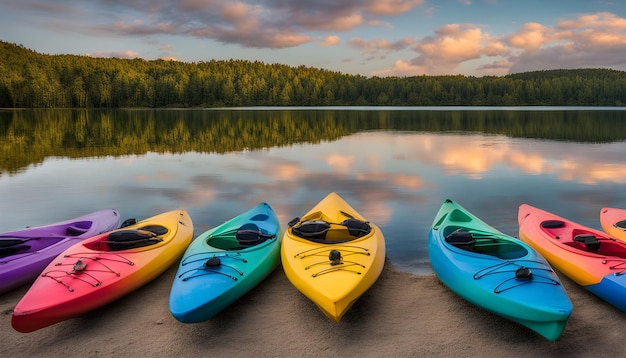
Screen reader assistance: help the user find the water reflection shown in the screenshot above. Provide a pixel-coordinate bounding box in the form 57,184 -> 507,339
1,109 -> 626,275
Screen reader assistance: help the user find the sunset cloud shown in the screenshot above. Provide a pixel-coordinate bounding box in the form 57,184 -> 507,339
81,0 -> 424,50
3,1 -> 626,77
372,11 -> 626,76
86,50 -> 139,59
374,24 -> 507,76
506,23 -> 553,51
367,0 -> 425,16
507,12 -> 626,73
321,35 -> 341,46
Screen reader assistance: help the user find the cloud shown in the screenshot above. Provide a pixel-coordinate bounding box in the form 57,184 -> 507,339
79,0 -> 424,50
348,37 -> 414,60
374,24 -> 507,76
321,35 -> 341,46
507,12 -> 626,73
86,50 -> 139,59
373,11 -> 626,76
367,0 -> 425,16
506,23 -> 553,51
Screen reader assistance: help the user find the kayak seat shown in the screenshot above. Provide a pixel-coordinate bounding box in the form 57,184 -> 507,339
445,231 -> 475,251
573,234 -> 601,252
616,220 -> 626,229
236,223 -> 275,247
106,230 -> 162,251
340,219 -> 371,238
138,225 -> 169,236
292,220 -> 331,242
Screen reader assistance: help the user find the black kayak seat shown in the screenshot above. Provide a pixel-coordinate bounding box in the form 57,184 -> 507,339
445,231 -> 475,251
615,220 -> 626,229
235,223 -> 274,247
292,220 -> 331,241
341,219 -> 371,238
574,234 -> 601,252
107,230 -> 161,251
138,225 -> 168,236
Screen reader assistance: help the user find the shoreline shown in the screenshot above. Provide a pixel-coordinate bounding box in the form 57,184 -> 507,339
1,261 -> 625,357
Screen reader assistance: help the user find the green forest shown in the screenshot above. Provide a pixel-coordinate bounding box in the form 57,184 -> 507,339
2,40 -> 626,108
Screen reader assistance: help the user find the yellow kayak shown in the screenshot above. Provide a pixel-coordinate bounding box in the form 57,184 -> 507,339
281,192 -> 385,322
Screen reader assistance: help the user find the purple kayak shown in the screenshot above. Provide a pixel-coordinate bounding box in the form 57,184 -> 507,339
0,209 -> 121,294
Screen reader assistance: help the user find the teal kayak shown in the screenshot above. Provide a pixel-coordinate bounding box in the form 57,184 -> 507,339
169,202 -> 281,323
428,199 -> 572,341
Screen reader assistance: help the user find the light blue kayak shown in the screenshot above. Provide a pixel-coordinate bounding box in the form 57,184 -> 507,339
428,199 -> 572,341
169,202 -> 281,323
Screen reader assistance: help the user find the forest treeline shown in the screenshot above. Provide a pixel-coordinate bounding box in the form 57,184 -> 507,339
2,40 -> 626,108
3,108 -> 626,174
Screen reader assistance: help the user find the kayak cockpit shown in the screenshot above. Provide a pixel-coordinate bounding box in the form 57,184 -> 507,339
541,219 -> 626,257
208,223 -> 276,250
444,228 -> 528,259
563,233 -> 626,257
84,226 -> 168,251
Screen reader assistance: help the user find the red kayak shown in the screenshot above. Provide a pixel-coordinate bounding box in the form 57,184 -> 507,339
519,204 -> 626,312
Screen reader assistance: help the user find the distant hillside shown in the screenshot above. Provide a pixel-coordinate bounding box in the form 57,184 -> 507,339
1,40 -> 625,108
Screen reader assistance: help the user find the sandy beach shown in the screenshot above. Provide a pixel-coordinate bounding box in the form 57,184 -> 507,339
1,260 -> 625,357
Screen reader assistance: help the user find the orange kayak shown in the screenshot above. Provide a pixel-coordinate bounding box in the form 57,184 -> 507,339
518,204 -> 626,311
600,208 -> 626,242
12,210 -> 193,333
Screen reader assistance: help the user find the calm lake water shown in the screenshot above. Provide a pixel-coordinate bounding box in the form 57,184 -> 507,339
2,107 -> 626,275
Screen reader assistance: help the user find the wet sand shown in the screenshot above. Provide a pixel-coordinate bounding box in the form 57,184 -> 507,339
1,261 -> 625,357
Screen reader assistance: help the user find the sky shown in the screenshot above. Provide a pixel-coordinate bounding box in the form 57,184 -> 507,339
1,0 -> 626,77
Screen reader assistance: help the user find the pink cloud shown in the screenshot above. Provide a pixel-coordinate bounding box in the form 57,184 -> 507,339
86,50 -> 139,58
219,2 -> 252,21
372,59 -> 421,77
367,0 -> 425,16
85,0 -> 426,50
373,12 -> 626,76
558,12 -> 626,30
506,23 -> 553,51
508,12 -> 626,73
321,35 -> 341,46
378,24 -> 507,76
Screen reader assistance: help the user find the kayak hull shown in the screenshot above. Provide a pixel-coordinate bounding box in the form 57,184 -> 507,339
281,192 -> 385,323
429,199 -> 572,341
169,202 -> 281,323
